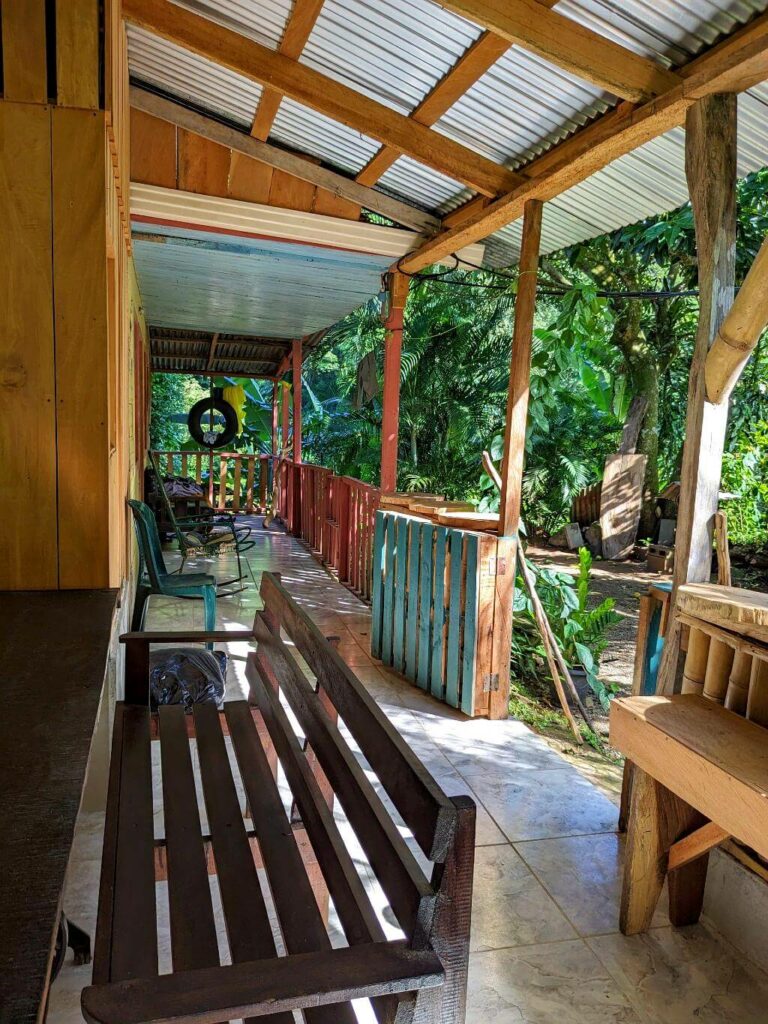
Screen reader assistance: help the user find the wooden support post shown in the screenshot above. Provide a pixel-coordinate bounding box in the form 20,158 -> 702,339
380,272 -> 409,494
499,199 -> 543,537
281,380 -> 290,454
657,94 -> 737,696
620,768 -> 708,934
292,339 -> 303,464
271,380 -> 279,457
292,339 -> 302,537
486,201 -> 543,721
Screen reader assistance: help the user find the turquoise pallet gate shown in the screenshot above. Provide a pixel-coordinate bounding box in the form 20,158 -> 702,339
370,509 -> 515,718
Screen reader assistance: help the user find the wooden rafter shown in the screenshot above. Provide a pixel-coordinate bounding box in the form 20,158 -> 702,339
250,0 -> 326,142
356,32 -> 509,187
130,87 -> 440,234
206,333 -> 220,371
398,12 -> 768,273
122,0 -> 522,197
439,0 -> 680,102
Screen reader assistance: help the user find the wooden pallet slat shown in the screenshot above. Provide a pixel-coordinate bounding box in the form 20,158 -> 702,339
370,511 -> 386,659
445,530 -> 464,708
417,523 -> 435,691
405,519 -> 421,681
460,535 -> 480,717
430,526 -> 448,702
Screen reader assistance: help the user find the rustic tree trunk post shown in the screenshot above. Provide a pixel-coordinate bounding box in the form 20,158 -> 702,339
380,271 -> 409,494
656,94 -> 737,691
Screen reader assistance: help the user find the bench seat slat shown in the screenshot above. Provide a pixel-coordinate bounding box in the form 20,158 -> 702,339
252,616 -> 434,938
611,694 -> 768,860
108,705 -> 158,983
159,706 -> 220,972
192,703 -> 294,1024
259,572 -> 457,862
225,701 -> 358,1024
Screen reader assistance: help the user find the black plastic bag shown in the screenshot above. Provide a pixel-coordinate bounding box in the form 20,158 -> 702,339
149,648 -> 227,711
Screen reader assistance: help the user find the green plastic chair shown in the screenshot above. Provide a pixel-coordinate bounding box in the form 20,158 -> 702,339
148,451 -> 255,584
128,499 -> 216,641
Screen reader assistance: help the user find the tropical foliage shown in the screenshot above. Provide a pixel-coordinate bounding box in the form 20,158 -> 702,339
150,169 -> 768,545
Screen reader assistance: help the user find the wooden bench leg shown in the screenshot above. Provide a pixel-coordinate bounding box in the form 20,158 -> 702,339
620,767 -> 708,935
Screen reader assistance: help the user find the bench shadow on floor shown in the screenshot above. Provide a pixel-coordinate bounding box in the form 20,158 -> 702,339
48,520 -> 768,1024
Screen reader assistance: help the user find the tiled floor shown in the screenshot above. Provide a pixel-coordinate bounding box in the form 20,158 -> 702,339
48,521 -> 768,1023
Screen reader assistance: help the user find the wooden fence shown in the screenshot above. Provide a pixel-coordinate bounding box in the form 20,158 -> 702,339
272,459 -> 380,602
152,450 -> 272,512
371,509 -> 515,718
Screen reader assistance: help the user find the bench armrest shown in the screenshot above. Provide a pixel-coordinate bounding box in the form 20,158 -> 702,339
82,942 -> 443,1024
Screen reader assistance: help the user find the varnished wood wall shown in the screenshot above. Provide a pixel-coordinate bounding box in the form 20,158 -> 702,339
0,0 -> 146,590
131,109 -> 362,220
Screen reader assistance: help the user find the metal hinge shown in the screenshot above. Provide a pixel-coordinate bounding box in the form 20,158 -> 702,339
482,673 -> 500,692
488,557 -> 507,576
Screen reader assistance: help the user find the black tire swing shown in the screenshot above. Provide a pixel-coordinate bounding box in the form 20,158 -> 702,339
187,386 -> 238,449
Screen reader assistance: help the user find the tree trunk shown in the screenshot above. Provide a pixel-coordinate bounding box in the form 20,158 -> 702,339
613,304 -> 660,537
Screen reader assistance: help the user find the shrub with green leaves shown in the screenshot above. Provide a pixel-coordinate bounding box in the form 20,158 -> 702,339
512,547 -> 622,710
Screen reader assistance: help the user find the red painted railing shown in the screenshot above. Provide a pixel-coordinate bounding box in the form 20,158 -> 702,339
273,458 -> 380,602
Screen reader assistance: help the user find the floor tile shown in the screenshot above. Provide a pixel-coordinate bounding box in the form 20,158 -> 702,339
462,767 -> 619,842
588,925 -> 768,1023
471,844 -> 577,951
467,940 -> 642,1023
515,833 -> 668,936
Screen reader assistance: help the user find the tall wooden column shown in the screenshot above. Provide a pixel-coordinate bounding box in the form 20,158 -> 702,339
657,94 -> 737,695
499,200 -> 543,537
271,380 -> 279,457
291,339 -> 303,536
380,272 -> 409,493
281,380 -> 290,453
292,339 -> 303,464
488,199 -> 544,720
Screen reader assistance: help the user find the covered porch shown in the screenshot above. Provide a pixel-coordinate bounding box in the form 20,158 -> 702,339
3,0 -> 768,1022
47,524 -> 768,1023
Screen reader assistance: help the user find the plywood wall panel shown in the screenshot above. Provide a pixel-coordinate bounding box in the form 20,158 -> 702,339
56,0 -> 100,108
178,129 -> 230,196
1,0 -> 48,103
130,109 -> 177,188
52,108 -> 111,588
312,190 -> 361,221
228,151 -> 273,204
0,103 -> 59,588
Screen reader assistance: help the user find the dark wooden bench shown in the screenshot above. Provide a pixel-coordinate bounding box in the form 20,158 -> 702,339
82,571 -> 475,1024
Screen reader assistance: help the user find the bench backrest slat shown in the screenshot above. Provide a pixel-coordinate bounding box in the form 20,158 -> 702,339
250,613 -> 434,940
259,572 -> 457,863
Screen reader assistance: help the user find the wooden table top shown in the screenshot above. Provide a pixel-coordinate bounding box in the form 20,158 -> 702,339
0,589 -> 117,1024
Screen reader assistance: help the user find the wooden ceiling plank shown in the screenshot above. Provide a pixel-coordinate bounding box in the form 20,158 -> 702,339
356,32 -> 509,186
398,12 -> 768,273
130,87 -> 441,234
123,0 -> 521,197
438,0 -> 680,102
250,0 -> 326,142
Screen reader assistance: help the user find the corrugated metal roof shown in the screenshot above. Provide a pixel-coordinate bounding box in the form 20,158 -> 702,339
127,0 -> 768,274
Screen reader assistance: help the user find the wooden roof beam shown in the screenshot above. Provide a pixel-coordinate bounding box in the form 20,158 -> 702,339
122,0 -> 522,197
250,0 -> 326,142
439,0 -> 680,102
130,87 -> 440,234
398,12 -> 768,274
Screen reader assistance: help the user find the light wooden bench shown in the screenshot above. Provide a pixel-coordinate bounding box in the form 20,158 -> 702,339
82,571 -> 475,1024
612,582 -> 768,936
